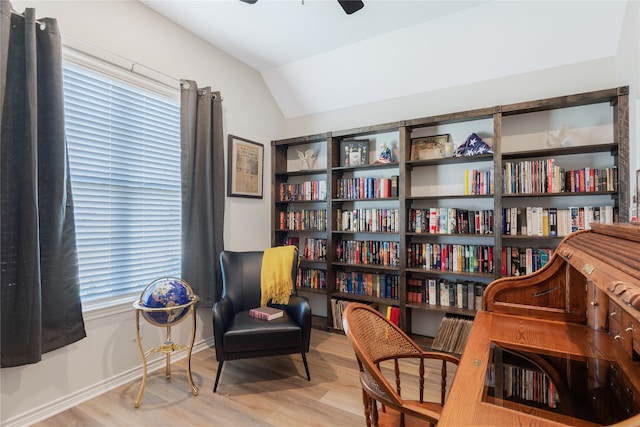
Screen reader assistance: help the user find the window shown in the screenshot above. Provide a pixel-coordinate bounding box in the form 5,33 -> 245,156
63,61 -> 181,306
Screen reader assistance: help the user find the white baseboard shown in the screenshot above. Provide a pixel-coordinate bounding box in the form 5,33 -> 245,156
3,339 -> 214,427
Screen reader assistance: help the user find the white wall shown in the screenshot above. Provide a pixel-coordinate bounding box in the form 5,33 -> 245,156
2,1 -> 284,426
2,1 -> 638,426
616,0 -> 640,216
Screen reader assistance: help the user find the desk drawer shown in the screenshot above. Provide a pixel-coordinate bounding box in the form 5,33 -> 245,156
609,300 -> 632,356
626,311 -> 639,358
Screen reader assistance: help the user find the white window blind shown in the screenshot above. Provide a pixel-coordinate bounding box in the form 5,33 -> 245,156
63,61 -> 182,304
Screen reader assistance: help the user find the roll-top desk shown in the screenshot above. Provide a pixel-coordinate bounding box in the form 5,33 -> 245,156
440,223 -> 640,426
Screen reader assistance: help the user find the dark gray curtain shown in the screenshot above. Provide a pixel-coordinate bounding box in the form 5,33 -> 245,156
180,81 -> 224,307
1,3 -> 86,367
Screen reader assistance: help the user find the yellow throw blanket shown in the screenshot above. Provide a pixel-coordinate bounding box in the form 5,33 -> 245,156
260,245 -> 296,306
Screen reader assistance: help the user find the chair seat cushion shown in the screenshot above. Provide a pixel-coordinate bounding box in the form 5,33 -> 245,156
223,310 -> 302,353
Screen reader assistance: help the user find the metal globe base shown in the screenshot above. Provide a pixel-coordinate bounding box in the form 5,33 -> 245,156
132,278 -> 199,408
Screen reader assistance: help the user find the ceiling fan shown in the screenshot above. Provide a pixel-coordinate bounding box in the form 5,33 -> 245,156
239,0 -> 364,15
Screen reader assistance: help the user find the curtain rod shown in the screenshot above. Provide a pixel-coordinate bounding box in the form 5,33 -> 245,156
10,7 -> 44,26
10,8 -> 181,87
62,33 -> 181,85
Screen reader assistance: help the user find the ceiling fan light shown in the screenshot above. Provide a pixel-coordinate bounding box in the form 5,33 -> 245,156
338,0 -> 364,15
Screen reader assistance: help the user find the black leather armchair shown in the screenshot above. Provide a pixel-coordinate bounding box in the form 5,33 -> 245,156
211,249 -> 312,392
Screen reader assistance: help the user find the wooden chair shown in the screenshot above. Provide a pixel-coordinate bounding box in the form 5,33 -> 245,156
342,303 -> 461,427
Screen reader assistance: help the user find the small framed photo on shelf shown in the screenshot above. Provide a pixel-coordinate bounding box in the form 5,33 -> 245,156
227,134 -> 264,199
340,139 -> 369,167
410,134 -> 450,160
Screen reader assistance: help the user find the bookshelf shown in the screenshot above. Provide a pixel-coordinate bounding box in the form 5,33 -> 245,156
271,86 -> 630,346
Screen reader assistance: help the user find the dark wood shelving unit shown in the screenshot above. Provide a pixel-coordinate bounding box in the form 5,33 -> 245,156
271,86 -> 630,341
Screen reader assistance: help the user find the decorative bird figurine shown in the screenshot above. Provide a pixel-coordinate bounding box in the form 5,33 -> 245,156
546,124 -> 570,148
297,148 -> 317,170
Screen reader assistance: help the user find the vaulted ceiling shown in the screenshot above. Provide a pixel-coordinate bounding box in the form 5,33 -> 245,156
141,0 -> 629,119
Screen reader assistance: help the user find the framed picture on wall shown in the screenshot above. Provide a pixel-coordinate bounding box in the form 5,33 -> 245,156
227,134 -> 264,198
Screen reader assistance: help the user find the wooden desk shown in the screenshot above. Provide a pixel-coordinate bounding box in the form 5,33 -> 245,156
440,310 -> 640,426
440,224 -> 640,426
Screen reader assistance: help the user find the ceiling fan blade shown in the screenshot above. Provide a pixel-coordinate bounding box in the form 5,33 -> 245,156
338,0 -> 364,14
238,0 -> 364,15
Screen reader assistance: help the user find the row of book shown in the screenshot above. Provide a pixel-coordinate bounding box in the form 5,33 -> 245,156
502,205 -> 616,237
330,298 -> 350,331
407,277 -> 486,310
296,267 -> 327,290
278,180 -> 327,201
407,243 -> 494,274
329,299 -> 400,331
277,204 -> 614,236
283,237 -> 327,261
486,362 -> 558,409
278,209 -> 327,231
336,208 -> 400,233
302,238 -> 327,261
501,247 -> 552,277
336,239 -> 400,267
464,169 -> 494,196
334,176 -> 399,199
408,208 -> 494,235
503,158 -> 617,194
335,271 -> 399,299
431,315 -> 474,354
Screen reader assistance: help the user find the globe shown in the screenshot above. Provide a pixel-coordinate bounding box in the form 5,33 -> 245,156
137,277 -> 196,327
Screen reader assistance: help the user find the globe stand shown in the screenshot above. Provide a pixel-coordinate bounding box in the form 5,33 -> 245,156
132,296 -> 199,408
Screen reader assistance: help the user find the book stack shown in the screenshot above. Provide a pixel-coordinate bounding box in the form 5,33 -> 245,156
336,239 -> 400,267
386,306 -> 400,326
278,179 -> 326,201
335,271 -> 399,299
330,298 -> 352,330
279,209 -> 327,231
407,243 -> 494,274
335,176 -> 399,199
502,205 -> 616,237
431,315 -> 474,354
408,207 -> 494,235
501,247 -> 553,277
297,267 -> 326,289
249,306 -> 284,321
503,160 -> 618,195
406,278 -> 485,310
337,207 -> 400,233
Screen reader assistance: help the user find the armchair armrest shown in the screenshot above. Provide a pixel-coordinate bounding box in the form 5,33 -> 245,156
212,297 -> 234,337
420,351 -> 461,365
271,294 -> 311,351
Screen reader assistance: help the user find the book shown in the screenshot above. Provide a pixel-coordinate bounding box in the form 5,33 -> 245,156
386,306 -> 400,326
249,306 -> 284,321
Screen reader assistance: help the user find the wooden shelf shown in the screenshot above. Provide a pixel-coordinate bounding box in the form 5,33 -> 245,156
502,191 -> 617,198
407,194 -> 493,201
502,142 -> 617,159
406,302 -> 478,318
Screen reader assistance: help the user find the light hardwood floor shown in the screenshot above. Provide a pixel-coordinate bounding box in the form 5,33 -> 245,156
33,329 -> 452,427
